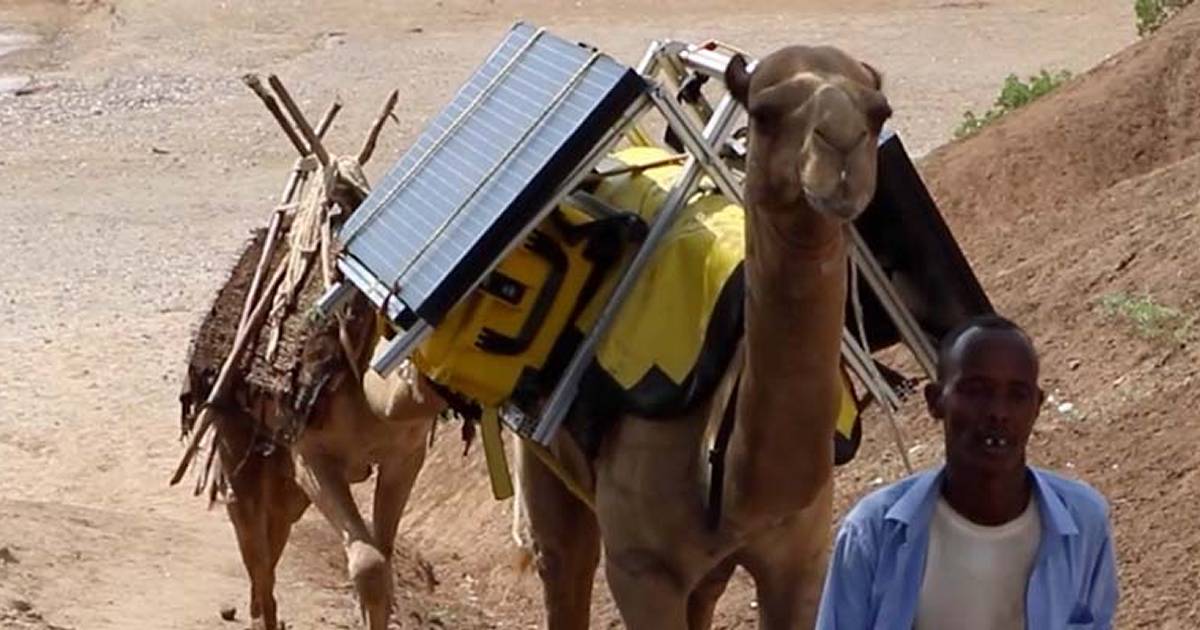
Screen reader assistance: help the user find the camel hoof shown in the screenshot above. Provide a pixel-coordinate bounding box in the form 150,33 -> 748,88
347,540 -> 388,581
346,541 -> 394,628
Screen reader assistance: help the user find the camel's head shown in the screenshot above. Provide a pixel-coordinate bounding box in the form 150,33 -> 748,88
725,45 -> 891,221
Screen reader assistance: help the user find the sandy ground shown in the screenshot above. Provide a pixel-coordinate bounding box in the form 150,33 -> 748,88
0,0 -> 1144,628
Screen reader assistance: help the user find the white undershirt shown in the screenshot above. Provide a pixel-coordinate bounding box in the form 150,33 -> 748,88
913,494 -> 1041,630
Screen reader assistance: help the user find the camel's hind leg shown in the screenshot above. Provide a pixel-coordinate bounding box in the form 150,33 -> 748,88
518,440 -> 601,630
739,478 -> 833,630
219,414 -> 309,630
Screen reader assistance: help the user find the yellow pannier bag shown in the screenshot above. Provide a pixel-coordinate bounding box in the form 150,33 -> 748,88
410,202 -> 627,409
407,145 -> 862,464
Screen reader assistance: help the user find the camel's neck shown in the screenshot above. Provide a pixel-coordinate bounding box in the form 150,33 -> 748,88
726,198 -> 847,521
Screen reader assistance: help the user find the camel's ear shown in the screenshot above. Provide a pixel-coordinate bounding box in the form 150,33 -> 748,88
860,61 -> 883,90
864,90 -> 893,136
725,53 -> 752,107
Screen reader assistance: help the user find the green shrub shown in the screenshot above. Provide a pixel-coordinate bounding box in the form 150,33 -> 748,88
1097,291 -> 1195,342
954,69 -> 1073,138
1135,0 -> 1194,36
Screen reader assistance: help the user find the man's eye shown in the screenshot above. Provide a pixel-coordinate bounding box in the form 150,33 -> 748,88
958,381 -> 989,396
1008,386 -> 1034,402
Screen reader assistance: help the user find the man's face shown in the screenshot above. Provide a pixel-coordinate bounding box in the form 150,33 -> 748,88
925,327 -> 1045,477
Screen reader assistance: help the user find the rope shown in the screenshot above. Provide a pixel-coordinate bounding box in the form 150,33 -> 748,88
850,256 -> 914,474
264,163 -> 329,360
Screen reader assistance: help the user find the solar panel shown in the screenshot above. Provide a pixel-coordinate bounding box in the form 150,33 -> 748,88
336,22 -> 648,329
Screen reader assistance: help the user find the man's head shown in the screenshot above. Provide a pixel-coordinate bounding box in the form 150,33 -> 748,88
924,314 -> 1045,478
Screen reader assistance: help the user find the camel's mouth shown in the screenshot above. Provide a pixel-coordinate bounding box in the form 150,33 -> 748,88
804,189 -> 865,221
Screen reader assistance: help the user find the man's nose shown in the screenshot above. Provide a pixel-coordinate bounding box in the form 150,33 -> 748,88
985,398 -> 1013,424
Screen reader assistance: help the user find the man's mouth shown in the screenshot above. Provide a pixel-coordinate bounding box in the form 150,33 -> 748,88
978,432 -> 1012,454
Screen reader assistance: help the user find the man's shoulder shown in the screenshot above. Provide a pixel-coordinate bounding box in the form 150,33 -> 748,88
1030,466 -> 1112,524
842,468 -> 939,529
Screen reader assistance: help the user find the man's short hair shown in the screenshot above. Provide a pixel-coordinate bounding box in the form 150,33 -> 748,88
935,313 -> 1033,381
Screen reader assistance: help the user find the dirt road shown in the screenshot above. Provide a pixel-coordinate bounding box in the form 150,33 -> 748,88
1,1 -> 1136,628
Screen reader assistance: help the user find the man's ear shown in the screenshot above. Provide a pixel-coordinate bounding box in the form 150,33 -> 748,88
924,382 -> 944,420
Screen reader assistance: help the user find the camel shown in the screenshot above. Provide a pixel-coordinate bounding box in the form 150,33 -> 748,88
514,44 -> 894,629
176,84 -> 453,629
208,348 -> 446,630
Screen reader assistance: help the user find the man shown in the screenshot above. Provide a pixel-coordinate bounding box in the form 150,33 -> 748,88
816,314 -> 1118,629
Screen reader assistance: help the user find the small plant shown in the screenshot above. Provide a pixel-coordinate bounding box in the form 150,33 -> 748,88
1097,291 -> 1195,342
1135,0 -> 1194,36
954,69 -> 1073,138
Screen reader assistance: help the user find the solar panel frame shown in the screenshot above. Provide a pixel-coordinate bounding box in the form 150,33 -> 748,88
336,22 -> 649,328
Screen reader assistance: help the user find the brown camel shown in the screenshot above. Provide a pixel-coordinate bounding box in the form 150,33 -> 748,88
210,350 -> 446,630
178,85 -> 455,630
515,44 -> 893,629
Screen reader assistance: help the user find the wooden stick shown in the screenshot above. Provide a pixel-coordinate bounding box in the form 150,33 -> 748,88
358,89 -> 400,166
194,431 -> 220,497
586,154 -> 687,181
242,74 -> 308,157
267,75 -> 330,167
238,100 -> 342,331
207,452 -> 222,506
170,264 -> 288,486
319,210 -> 334,289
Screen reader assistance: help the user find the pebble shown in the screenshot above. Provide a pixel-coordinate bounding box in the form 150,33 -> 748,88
0,73 -> 226,146
219,605 -> 237,621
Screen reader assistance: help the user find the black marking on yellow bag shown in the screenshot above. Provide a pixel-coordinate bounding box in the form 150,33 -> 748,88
410,202 -> 644,418
475,230 -> 568,356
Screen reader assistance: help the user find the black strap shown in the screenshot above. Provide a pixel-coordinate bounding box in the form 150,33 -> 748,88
706,374 -> 741,531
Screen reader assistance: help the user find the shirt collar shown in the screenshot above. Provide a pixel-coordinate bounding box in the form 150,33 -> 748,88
883,465 -> 1080,537
1029,466 -> 1080,537
884,466 -> 944,531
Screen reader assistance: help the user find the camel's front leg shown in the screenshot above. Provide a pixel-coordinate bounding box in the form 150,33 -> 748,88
740,477 -> 834,630
687,559 -> 737,630
293,450 -> 391,629
603,549 -> 691,630
372,418 -> 432,558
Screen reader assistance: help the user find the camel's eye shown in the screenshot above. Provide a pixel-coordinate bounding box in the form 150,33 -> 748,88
813,129 -> 834,149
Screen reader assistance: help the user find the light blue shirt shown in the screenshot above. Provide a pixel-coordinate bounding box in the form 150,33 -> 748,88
816,465 -> 1118,629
